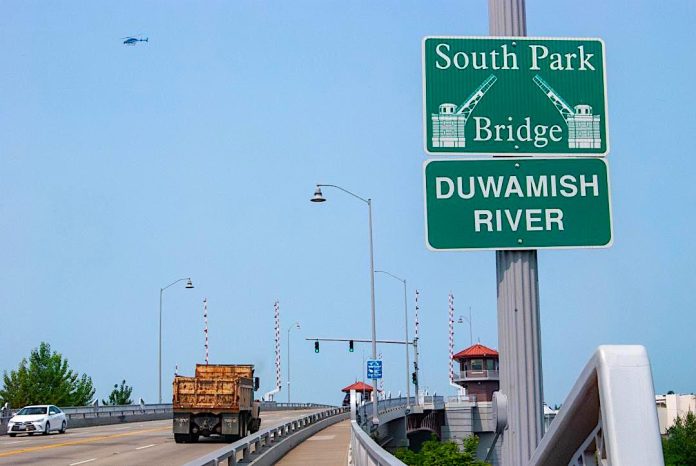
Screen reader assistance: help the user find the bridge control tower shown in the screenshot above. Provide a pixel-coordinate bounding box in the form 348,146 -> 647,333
452,343 -> 500,402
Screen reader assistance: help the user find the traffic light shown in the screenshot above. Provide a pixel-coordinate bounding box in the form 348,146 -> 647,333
314,341 -> 320,353
411,371 -> 417,385
349,340 -> 354,352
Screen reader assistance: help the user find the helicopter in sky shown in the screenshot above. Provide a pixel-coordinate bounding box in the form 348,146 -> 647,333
122,35 -> 148,46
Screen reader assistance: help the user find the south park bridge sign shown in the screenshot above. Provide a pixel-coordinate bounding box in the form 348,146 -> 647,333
422,37 -> 608,156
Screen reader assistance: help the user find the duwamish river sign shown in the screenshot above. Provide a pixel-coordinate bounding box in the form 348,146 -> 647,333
423,158 -> 612,250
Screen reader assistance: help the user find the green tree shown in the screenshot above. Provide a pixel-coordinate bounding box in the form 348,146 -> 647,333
102,380 -> 133,406
395,434 -> 489,466
0,342 -> 95,407
663,411 -> 696,466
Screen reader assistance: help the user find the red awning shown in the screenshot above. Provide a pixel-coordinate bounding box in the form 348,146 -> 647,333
452,343 -> 499,360
342,381 -> 374,393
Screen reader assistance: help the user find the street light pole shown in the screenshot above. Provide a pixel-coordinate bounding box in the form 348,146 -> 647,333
159,277 -> 194,404
311,184 -> 380,426
375,270 -> 411,411
287,322 -> 300,403
458,306 -> 473,347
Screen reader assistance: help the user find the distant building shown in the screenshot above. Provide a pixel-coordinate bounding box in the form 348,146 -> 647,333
656,393 -> 696,435
543,403 -> 558,432
443,343 -> 557,464
452,343 -> 500,401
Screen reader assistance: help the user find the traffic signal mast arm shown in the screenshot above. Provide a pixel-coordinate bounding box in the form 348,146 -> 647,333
305,337 -> 415,345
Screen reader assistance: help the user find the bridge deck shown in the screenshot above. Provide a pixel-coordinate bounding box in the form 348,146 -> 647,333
276,419 -> 351,465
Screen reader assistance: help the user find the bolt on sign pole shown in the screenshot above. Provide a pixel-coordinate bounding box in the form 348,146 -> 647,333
489,0 -> 545,463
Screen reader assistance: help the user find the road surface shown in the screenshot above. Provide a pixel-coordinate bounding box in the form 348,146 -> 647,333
0,409 -> 322,465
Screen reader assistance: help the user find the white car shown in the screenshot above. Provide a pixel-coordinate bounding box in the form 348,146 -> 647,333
7,405 -> 67,437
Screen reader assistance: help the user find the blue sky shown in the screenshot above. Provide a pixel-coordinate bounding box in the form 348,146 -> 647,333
1,1 -> 694,406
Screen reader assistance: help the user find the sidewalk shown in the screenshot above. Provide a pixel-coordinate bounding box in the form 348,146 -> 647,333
276,419 -> 351,466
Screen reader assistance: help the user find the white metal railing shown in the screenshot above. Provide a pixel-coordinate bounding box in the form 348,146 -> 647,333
454,369 -> 500,379
419,395 -> 445,410
349,420 -> 405,466
356,397 -> 414,431
528,346 -> 664,466
446,394 -> 477,404
185,407 -> 348,466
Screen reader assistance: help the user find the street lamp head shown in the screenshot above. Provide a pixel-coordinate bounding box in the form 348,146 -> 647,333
185,278 -> 194,289
310,186 -> 326,203
457,316 -> 463,324
296,322 -> 301,329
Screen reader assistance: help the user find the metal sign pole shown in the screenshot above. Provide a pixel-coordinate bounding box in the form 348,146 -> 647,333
489,0 -> 545,464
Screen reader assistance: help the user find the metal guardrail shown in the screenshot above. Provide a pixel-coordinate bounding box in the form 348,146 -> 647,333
349,420 -> 405,466
259,401 -> 335,411
61,403 -> 172,419
185,406 -> 348,466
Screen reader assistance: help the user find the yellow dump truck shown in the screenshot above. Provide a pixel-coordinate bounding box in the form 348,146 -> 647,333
172,364 -> 261,443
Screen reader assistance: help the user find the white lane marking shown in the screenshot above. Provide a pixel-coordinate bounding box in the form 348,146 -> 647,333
135,443 -> 157,450
308,434 -> 335,441
2,440 -> 26,445
69,459 -> 97,466
113,426 -> 131,430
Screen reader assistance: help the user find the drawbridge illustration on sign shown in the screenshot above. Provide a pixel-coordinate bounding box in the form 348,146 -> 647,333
431,74 -> 497,148
533,75 -> 602,149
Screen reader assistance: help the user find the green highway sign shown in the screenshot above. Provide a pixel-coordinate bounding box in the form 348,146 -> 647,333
424,158 -> 612,250
422,37 -> 608,156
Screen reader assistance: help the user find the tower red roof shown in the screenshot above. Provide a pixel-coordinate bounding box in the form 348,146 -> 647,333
341,381 -> 374,393
452,343 -> 499,360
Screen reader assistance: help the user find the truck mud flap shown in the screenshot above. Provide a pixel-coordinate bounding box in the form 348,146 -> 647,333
173,413 -> 190,434
221,414 -> 239,435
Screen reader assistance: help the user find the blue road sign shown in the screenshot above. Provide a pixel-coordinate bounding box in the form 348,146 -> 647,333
367,359 -> 383,380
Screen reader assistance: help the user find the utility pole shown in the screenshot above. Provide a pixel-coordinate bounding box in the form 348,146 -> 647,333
489,0 -> 545,463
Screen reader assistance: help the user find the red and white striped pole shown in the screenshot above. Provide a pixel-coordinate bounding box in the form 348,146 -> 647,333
448,292 -> 456,387
203,298 -> 209,365
414,290 -> 420,402
274,300 -> 281,392
262,300 -> 282,401
415,290 -> 420,342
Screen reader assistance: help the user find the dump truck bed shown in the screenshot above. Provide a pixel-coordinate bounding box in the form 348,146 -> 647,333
195,364 -> 254,379
173,364 -> 255,412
